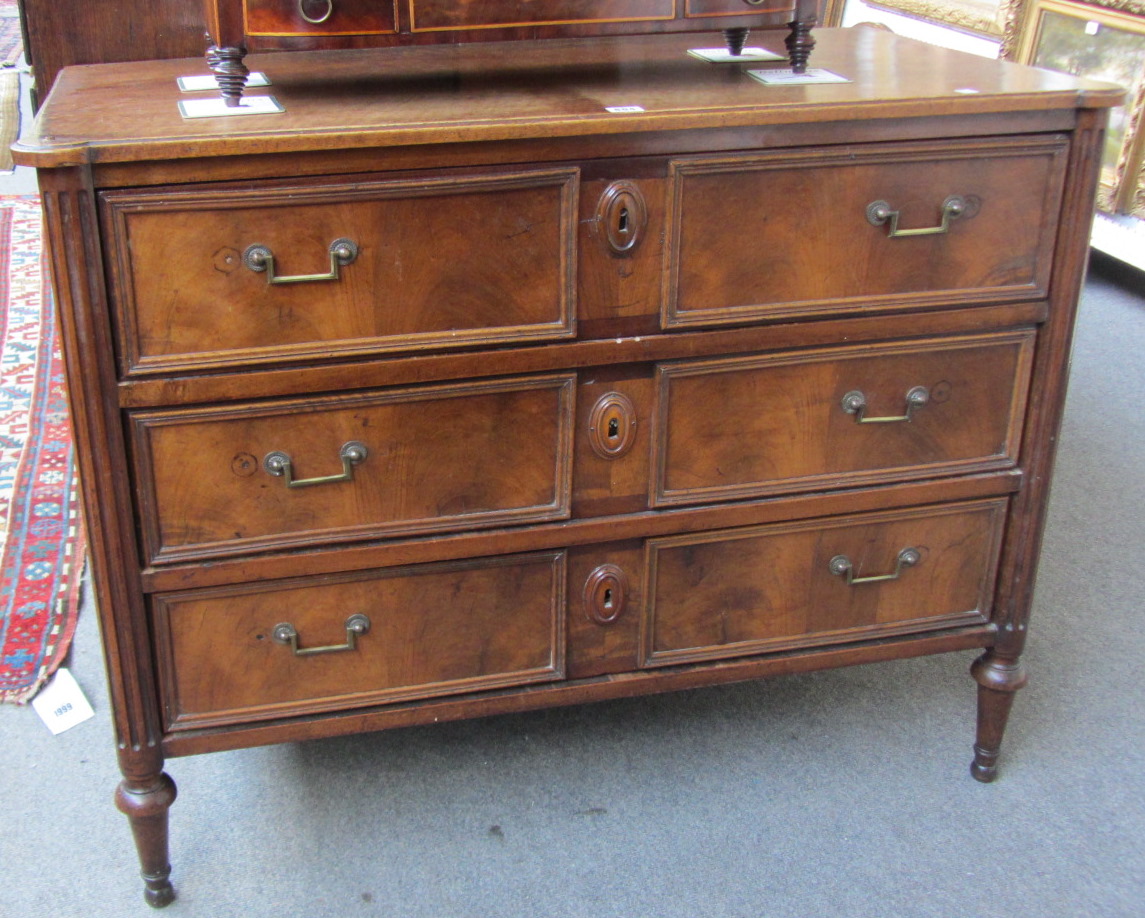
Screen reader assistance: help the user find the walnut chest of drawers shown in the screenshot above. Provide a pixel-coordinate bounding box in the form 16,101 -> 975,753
13,28 -> 1119,908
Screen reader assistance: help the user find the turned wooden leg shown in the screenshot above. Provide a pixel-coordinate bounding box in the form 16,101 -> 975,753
785,18 -> 816,74
723,27 -> 750,57
970,652 -> 1028,783
206,44 -> 250,107
115,772 -> 178,908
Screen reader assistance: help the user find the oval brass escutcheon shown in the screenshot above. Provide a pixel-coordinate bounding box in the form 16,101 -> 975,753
596,180 -> 647,255
583,564 -> 629,625
588,391 -> 638,459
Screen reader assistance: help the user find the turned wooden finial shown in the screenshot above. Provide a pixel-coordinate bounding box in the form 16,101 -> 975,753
208,45 -> 250,107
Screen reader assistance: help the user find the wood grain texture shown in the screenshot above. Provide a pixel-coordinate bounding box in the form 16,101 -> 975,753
101,168 -> 578,374
132,374 -> 576,563
154,552 -> 567,729
642,499 -> 1006,666
140,472 -> 1022,594
20,0 -> 205,102
12,31 -> 1121,169
987,107 -> 1110,661
663,136 -> 1069,326
20,30 -> 1115,901
117,301 -> 1050,409
652,330 -> 1035,505
236,0 -> 793,50
164,626 -> 997,757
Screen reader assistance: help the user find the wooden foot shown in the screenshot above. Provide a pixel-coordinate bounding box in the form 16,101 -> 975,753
207,45 -> 249,107
115,772 -> 178,908
723,27 -> 750,57
784,18 -> 816,74
970,652 -> 1028,783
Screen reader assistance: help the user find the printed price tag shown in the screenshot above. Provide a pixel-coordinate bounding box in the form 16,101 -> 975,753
748,68 -> 851,86
687,47 -> 785,63
178,95 -> 286,118
32,668 -> 95,735
177,72 -> 271,92
605,105 -> 646,114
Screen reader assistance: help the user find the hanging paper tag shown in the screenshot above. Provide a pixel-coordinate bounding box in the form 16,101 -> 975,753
32,668 -> 95,735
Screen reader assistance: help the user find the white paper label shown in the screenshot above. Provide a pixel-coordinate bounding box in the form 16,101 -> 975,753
687,47 -> 785,63
177,72 -> 271,92
178,95 -> 286,119
748,68 -> 851,86
605,105 -> 645,113
32,668 -> 95,735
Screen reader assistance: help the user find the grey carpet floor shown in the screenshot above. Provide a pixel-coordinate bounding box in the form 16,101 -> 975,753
2,256 -> 1142,918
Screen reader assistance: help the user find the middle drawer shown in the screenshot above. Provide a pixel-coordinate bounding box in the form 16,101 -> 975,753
131,373 -> 575,564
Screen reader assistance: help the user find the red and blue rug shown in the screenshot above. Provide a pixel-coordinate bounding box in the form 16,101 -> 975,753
0,196 -> 85,704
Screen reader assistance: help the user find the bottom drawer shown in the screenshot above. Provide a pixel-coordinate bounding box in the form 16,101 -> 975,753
639,500 -> 1006,667
154,552 -> 566,730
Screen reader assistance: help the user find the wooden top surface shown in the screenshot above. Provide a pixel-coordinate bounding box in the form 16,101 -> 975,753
13,29 -> 1122,168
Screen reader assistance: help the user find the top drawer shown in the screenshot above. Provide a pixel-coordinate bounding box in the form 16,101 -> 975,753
101,168 -> 578,376
664,136 -> 1069,328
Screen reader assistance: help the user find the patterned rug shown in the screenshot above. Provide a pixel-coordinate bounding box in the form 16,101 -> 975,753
0,1 -> 20,175
0,196 -> 86,704
0,16 -> 20,68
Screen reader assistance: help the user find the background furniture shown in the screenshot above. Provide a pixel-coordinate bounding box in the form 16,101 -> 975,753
17,0 -> 823,104
14,27 -> 1118,908
201,0 -> 820,104
17,0 -> 204,105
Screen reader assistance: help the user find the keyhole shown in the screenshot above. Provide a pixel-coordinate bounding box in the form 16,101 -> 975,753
603,588 -> 613,609
607,417 -> 620,439
617,207 -> 629,235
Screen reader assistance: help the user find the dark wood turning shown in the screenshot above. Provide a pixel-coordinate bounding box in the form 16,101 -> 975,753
12,29 -> 1119,909
114,773 -> 177,908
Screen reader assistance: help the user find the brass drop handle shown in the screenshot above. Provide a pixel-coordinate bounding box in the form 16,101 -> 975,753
298,0 -> 334,25
264,440 -> 368,488
841,386 -> 929,423
829,548 -> 921,585
866,195 -> 966,237
272,613 -> 370,656
243,237 -> 358,285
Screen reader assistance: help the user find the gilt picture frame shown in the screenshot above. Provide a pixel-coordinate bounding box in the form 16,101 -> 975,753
1005,0 -> 1145,215
861,0 -> 1007,36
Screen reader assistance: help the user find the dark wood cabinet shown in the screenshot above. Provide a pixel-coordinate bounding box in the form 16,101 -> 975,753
17,0 -> 205,103
13,28 -> 1119,909
201,0 -> 819,103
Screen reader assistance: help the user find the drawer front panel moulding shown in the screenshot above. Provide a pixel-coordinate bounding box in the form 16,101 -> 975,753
651,329 -> 1036,506
642,499 -> 1007,666
131,374 -> 576,564
101,168 -> 579,375
663,135 -> 1069,327
154,551 -> 567,729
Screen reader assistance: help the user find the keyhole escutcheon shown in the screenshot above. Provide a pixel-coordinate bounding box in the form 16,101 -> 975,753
597,180 -> 647,255
588,391 -> 638,459
584,564 -> 629,625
